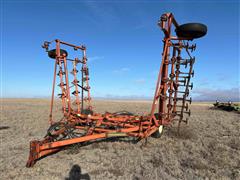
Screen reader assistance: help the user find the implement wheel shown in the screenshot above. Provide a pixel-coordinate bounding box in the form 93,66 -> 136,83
152,125 -> 164,138
175,23 -> 207,39
48,49 -> 68,59
151,113 -> 164,138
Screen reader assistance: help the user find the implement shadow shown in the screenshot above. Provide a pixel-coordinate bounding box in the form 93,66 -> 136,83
65,164 -> 90,180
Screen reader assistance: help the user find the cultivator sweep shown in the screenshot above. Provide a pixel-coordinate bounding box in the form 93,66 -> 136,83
26,13 -> 207,167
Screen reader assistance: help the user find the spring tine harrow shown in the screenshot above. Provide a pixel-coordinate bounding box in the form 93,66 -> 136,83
26,13 -> 207,167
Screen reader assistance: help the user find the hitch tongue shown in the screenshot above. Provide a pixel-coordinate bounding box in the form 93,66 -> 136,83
26,141 -> 40,168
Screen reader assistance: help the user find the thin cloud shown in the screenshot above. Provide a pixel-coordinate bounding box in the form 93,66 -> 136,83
134,78 -> 146,84
193,87 -> 240,101
216,73 -> 230,81
83,2 -> 120,28
99,94 -> 151,100
113,67 -> 130,73
88,56 -> 104,62
134,24 -> 146,30
198,78 -> 209,86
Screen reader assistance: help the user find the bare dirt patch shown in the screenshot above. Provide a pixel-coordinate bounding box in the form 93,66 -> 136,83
1,99 -> 239,179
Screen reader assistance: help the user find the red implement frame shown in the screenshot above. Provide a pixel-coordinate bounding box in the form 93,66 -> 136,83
26,13 -> 200,167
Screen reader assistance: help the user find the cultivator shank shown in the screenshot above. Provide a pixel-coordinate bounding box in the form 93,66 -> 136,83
26,13 -> 207,167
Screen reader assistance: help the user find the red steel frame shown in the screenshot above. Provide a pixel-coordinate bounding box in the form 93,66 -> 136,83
48,39 -> 92,125
26,13 -> 198,167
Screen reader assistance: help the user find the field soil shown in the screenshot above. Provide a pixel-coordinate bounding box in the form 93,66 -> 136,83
1,99 -> 240,180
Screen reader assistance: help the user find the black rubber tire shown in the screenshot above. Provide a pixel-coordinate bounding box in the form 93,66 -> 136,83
48,49 -> 68,59
152,125 -> 164,138
151,113 -> 164,138
152,130 -> 161,138
113,111 -> 134,116
81,109 -> 93,115
175,23 -> 207,39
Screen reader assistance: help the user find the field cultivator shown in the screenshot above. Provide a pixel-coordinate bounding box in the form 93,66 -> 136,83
213,101 -> 240,112
26,13 -> 207,167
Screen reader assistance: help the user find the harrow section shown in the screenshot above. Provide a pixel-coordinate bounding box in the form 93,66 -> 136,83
26,13 -> 207,167
42,40 -> 92,124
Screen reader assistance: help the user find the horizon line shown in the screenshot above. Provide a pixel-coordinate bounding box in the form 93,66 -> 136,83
1,97 -> 239,102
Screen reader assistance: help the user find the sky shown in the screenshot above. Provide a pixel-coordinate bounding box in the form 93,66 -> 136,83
1,0 -> 239,101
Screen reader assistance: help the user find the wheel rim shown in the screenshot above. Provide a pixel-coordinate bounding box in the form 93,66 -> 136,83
158,125 -> 163,134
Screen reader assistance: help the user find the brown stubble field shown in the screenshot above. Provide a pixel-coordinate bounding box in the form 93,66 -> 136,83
0,98 -> 240,180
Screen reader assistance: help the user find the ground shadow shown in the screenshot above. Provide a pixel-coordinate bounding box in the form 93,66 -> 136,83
0,126 -> 10,131
65,136 -> 142,154
164,126 -> 197,140
65,164 -> 90,180
209,106 -> 240,114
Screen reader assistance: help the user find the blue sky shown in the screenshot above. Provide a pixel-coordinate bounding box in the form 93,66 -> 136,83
1,0 -> 239,101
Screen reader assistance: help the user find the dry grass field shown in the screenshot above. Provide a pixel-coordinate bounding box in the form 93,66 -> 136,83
1,99 -> 240,180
